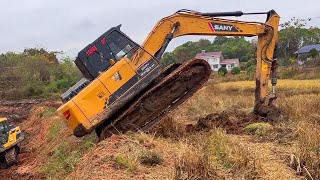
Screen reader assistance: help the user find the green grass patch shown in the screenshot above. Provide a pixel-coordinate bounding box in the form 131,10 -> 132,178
244,123 -> 272,136
46,119 -> 64,141
207,129 -> 249,170
40,107 -> 57,118
138,150 -> 163,166
114,154 -> 138,172
40,133 -> 97,178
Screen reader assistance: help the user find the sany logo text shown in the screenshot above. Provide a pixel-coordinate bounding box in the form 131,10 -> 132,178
214,24 -> 233,31
209,22 -> 239,32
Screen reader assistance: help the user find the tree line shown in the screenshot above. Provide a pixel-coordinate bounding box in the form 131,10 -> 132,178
0,48 -> 81,99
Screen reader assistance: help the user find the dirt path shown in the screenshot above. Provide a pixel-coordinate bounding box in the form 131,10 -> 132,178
230,135 -> 302,180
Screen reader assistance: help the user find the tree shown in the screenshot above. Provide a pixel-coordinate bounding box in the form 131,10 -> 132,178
0,49 -> 81,99
213,36 -> 228,45
169,37 -> 255,64
247,65 -> 256,75
218,67 -> 228,76
173,41 -> 198,63
231,67 -> 241,75
197,39 -> 211,48
23,48 -> 60,64
308,48 -> 319,58
278,17 -> 320,61
160,52 -> 177,67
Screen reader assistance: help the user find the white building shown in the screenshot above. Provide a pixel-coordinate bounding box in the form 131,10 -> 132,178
195,51 -> 240,72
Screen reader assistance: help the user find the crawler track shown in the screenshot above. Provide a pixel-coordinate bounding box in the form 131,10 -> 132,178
97,59 -> 211,139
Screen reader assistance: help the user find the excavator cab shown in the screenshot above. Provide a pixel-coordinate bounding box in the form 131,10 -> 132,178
0,120 -> 10,146
59,26 -> 162,137
75,26 -> 141,80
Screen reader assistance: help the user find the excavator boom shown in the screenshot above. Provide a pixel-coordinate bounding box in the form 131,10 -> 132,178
137,9 -> 280,110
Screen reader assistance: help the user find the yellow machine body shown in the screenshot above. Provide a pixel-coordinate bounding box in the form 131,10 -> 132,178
0,118 -> 23,150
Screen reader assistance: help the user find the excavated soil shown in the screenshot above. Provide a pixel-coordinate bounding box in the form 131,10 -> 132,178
186,109 -> 261,134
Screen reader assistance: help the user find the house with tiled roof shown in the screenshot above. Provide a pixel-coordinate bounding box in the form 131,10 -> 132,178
295,44 -> 320,54
295,44 -> 320,65
195,50 -> 239,71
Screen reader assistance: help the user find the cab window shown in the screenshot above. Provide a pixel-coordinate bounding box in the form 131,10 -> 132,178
105,31 -> 138,61
0,122 -> 6,134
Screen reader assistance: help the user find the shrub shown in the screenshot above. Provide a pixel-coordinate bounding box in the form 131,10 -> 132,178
27,83 -> 44,97
114,154 -> 138,172
247,59 -> 256,67
138,150 -> 163,166
308,48 -> 319,58
244,123 -> 272,136
231,67 -> 241,75
247,65 -> 256,75
240,62 -> 247,71
218,67 -> 228,76
279,67 -> 300,79
288,58 -> 297,64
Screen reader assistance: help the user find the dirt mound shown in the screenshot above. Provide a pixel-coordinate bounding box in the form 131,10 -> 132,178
186,109 -> 260,134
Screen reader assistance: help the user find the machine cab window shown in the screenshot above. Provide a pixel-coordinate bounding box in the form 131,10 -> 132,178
106,30 -> 138,60
0,122 -> 5,134
75,27 -> 139,80
0,121 -> 8,145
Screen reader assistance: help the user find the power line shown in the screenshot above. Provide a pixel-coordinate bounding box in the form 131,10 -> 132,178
309,16 -> 320,19
307,16 -> 320,21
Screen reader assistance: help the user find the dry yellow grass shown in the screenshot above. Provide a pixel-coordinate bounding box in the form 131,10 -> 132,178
170,79 -> 320,179
214,79 -> 320,91
20,79 -> 318,179
67,79 -> 319,179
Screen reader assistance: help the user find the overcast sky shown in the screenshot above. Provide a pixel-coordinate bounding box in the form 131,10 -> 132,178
1,0 -> 320,58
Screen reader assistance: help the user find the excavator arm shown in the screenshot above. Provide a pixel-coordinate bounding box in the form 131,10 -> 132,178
135,9 -> 280,116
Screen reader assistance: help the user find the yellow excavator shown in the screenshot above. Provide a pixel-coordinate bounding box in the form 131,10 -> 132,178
0,118 -> 24,168
57,9 -> 280,140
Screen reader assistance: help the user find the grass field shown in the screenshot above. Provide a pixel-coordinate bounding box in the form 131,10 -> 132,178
71,79 -> 320,179
175,79 -> 320,179
3,79 -> 320,179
